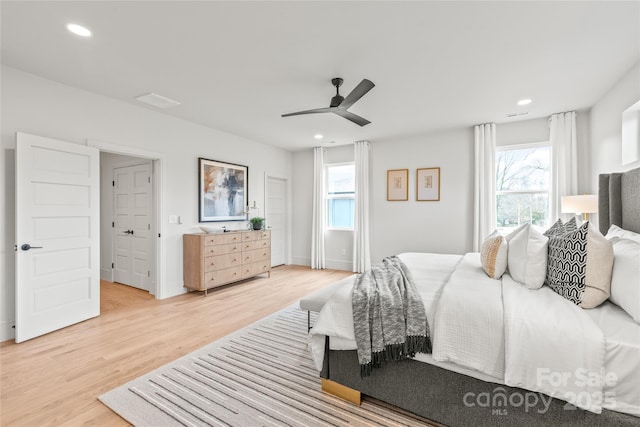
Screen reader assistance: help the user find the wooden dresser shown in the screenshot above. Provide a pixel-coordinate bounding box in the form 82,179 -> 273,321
183,230 -> 271,295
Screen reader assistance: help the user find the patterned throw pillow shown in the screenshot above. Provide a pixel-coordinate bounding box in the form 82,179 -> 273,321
544,217 -> 578,238
546,222 -> 614,308
480,230 -> 508,279
544,218 -> 566,237
564,217 -> 578,233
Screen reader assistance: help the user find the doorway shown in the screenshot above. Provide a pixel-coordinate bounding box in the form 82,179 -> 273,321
94,139 -> 164,298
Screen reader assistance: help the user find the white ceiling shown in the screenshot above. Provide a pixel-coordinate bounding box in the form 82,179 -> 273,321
2,1 -> 639,152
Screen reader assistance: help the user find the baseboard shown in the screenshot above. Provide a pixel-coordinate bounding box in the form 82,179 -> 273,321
100,268 -> 113,282
291,257 -> 352,271
291,256 -> 310,267
325,259 -> 352,271
1,320 -> 15,342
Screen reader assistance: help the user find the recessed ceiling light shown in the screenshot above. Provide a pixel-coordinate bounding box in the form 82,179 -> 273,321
67,24 -> 92,37
314,134 -> 323,140
517,99 -> 532,106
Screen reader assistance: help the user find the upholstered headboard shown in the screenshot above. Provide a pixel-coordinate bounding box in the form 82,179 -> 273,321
598,166 -> 640,234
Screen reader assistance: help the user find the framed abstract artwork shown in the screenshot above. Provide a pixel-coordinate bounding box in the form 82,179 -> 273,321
416,167 -> 440,201
198,157 -> 248,222
387,169 -> 409,201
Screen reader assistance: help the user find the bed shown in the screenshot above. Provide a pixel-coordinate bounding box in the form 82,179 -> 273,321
309,166 -> 640,426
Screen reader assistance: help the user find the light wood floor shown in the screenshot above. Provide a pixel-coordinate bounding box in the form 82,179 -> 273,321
0,265 -> 353,426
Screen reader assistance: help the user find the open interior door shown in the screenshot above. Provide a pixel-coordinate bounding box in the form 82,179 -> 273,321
15,132 -> 100,343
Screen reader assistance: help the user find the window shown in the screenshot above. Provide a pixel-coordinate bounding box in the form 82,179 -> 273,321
496,143 -> 550,233
326,163 -> 355,230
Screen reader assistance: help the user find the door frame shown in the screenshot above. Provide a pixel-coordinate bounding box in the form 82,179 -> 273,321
264,173 -> 291,265
88,139 -> 165,298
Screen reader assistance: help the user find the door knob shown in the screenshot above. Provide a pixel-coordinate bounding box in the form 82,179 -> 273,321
21,244 -> 43,251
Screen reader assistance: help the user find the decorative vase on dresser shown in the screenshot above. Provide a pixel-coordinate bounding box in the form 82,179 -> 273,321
183,230 -> 271,296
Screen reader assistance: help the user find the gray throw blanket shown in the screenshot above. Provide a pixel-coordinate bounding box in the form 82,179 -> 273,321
352,256 -> 432,376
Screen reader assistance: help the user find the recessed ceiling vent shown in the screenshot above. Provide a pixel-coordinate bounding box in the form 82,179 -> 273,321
505,112 -> 529,118
135,93 -> 181,109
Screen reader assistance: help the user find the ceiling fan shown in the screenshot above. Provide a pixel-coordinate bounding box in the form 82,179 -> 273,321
282,77 -> 375,126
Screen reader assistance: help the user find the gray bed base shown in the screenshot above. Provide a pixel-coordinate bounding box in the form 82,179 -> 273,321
320,167 -> 640,427
321,345 -> 637,426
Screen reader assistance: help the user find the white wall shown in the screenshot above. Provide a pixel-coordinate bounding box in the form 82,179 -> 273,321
589,62 -> 640,191
369,128 -> 475,262
0,66 -> 292,341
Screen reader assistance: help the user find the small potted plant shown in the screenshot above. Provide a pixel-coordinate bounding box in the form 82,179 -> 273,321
249,216 -> 265,230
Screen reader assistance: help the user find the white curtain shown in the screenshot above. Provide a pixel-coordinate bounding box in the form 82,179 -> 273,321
353,141 -> 371,273
473,123 -> 497,252
311,146 -> 326,269
549,111 -> 578,221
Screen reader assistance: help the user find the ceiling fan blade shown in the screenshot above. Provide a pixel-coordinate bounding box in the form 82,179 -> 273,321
281,107 -> 334,117
333,109 -> 371,127
339,79 -> 375,110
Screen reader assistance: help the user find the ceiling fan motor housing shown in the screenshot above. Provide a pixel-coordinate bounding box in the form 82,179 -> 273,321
330,78 -> 344,107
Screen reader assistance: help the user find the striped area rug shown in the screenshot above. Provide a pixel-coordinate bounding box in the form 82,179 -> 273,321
100,305 -> 431,426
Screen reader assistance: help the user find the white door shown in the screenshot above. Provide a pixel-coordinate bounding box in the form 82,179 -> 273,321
113,163 -> 152,290
266,176 -> 287,266
15,132 -> 100,343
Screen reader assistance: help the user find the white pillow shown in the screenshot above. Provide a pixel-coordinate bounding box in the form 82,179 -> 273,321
480,230 -> 508,279
609,237 -> 640,323
506,223 -> 549,289
606,224 -> 640,245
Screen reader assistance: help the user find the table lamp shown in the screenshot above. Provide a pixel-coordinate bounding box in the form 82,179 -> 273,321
561,195 -> 598,221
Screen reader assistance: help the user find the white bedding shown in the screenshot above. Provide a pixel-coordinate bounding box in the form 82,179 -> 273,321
308,252 -> 640,417
502,274 -> 606,413
432,253 -> 505,379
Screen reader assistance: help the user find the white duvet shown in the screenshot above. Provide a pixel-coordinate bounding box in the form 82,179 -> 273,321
309,252 -> 639,416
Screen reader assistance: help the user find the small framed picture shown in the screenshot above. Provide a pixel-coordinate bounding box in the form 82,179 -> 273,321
416,167 -> 440,201
387,169 -> 409,201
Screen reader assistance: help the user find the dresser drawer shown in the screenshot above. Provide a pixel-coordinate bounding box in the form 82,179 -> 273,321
203,232 -> 243,246
258,230 -> 271,240
202,242 -> 241,257
204,266 -> 242,287
204,252 -> 242,272
244,248 -> 270,263
241,261 -> 271,279
242,232 -> 259,242
242,240 -> 259,251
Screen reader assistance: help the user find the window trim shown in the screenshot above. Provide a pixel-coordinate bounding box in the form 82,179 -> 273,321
325,161 -> 355,231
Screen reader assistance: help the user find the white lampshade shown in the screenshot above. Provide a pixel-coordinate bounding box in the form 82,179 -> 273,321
561,195 -> 598,215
